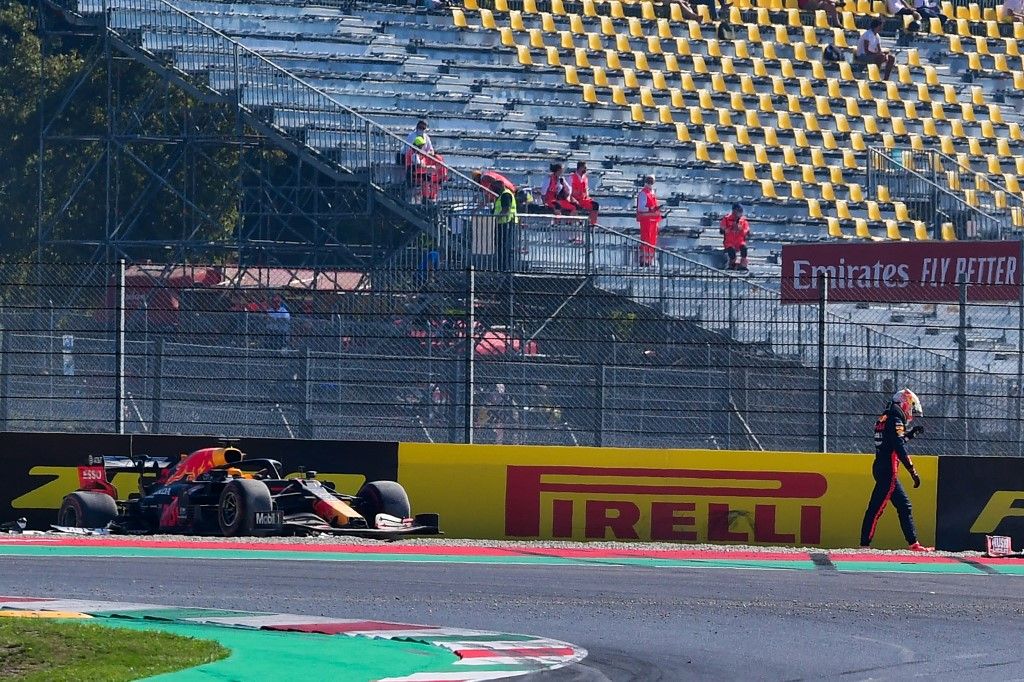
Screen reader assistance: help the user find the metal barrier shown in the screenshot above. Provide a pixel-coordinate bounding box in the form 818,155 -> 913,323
867,147 -> 1008,240
1,261 -> 1021,457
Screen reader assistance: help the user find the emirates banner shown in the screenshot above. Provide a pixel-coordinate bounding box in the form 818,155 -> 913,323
780,241 -> 1023,304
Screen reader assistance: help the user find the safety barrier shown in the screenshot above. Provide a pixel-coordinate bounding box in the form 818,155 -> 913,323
0,431 -> 1019,551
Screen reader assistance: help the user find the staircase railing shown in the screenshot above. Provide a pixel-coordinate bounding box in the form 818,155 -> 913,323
866,147 -> 1009,240
926,148 -> 1024,234
59,0 -> 486,234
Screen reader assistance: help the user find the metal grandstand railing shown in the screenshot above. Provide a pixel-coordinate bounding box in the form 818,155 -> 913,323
926,149 -> 1024,234
867,147 -> 1009,240
57,0 -> 487,235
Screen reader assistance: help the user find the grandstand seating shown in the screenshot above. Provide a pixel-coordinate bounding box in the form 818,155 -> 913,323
59,0 -> 1024,373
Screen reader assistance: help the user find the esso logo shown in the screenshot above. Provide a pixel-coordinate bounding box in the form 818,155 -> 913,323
80,468 -> 104,481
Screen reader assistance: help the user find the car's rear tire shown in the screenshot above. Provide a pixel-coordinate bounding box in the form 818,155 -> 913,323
58,491 -> 117,528
356,481 -> 411,526
218,479 -> 272,537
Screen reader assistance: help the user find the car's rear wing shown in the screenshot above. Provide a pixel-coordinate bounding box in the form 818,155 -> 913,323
87,455 -> 175,471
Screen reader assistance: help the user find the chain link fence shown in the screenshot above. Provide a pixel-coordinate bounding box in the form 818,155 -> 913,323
0,260 -> 1020,456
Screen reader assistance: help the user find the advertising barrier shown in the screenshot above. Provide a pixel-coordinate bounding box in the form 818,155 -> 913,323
780,240 -> 1023,303
0,431 -> 397,528
399,443 -> 938,550
9,431 -> 1020,552
936,456 -> 1024,551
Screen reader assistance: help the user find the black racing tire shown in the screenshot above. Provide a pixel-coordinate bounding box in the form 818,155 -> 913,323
58,491 -> 118,528
356,480 -> 411,526
217,479 -> 272,537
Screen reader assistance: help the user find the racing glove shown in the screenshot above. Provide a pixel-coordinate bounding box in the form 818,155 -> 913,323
910,469 -> 922,489
907,425 -> 924,439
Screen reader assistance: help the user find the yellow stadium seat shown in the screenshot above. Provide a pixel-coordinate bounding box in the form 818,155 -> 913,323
615,33 -> 631,53
789,181 -> 806,201
893,201 -> 910,222
761,179 -> 779,199
656,104 -> 673,124
855,219 -> 876,240
735,40 -> 751,60
782,145 -> 798,166
581,0 -> 597,15
808,198 -> 824,219
574,48 -> 591,69
833,27 -> 849,48
611,86 -> 628,106
941,222 -> 957,240
730,92 -> 746,111
480,8 -> 498,28
896,65 -> 913,85
527,28 -> 545,49
827,217 -> 847,238
801,164 -> 817,185
742,161 -> 758,182
718,109 -> 734,127
516,44 -> 533,66
739,74 -> 756,95
639,87 -> 656,107
922,118 -> 939,137
810,147 -> 826,167
605,50 -> 622,70
877,185 -> 891,203
509,11 -> 525,30
651,70 -> 668,90
989,104 -> 1005,124
909,134 -> 924,150
881,133 -> 896,149
848,183 -> 865,203
1005,174 -> 1021,193
746,110 -> 763,128
891,117 -> 907,136
569,14 -> 584,33
820,182 -> 836,201
967,137 -> 983,157
867,200 -> 882,221
916,83 -> 932,103
609,0 -> 625,18
641,1 -> 657,20
582,84 -> 599,104
967,53 -> 983,71
802,115 -> 820,133
689,106 -> 703,125
695,141 -> 712,162
698,89 -> 714,110
664,53 -> 680,72
623,67 -> 640,89
770,162 -> 786,182
836,199 -> 852,219
764,127 -> 780,147
885,220 -> 903,241
545,46 -> 561,67
587,33 -> 604,51
949,34 -> 964,53
593,66 -> 609,87
675,123 -> 691,142
903,101 -> 919,120
988,155 -> 1004,174
541,12 -> 556,32
867,64 -> 881,81
950,119 -> 967,139
886,82 -> 902,102
498,27 -> 515,46
913,221 -> 929,240
863,116 -> 880,136
844,98 -> 861,118
849,131 -> 866,151
452,8 -> 469,28
754,144 -> 769,164
776,111 -> 794,130
736,125 -> 752,145
925,66 -> 940,86
600,16 -> 615,36
563,65 -> 580,85
551,0 -> 566,14
821,130 -> 838,150
830,166 -> 845,185
787,94 -> 802,114
630,103 -> 646,123
711,72 -> 727,93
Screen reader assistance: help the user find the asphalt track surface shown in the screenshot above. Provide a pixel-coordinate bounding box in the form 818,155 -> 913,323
2,551 -> 1022,681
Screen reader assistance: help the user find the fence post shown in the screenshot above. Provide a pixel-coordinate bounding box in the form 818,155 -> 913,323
817,273 -> 829,454
115,258 -> 125,434
464,266 -> 475,445
152,337 -> 163,434
304,348 -> 313,439
595,363 -> 605,447
0,328 -> 8,431
957,276 -> 968,456
1018,266 -> 1023,456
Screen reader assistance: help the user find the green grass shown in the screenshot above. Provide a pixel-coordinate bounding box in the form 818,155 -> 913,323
0,617 -> 228,681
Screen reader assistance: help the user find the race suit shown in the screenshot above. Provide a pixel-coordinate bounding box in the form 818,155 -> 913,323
859,403 -> 920,546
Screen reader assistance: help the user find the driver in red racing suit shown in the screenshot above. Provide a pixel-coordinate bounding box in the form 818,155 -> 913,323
859,388 -> 934,552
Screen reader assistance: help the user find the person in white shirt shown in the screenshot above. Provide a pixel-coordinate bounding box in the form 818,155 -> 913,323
887,0 -> 921,22
855,19 -> 896,79
1001,0 -> 1024,21
914,0 -> 941,20
405,120 -> 434,154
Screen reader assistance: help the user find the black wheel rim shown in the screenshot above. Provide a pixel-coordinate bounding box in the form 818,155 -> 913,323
221,492 -> 239,527
62,505 -> 78,527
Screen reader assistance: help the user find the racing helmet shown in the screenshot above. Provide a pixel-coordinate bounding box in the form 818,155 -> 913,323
892,388 -> 923,421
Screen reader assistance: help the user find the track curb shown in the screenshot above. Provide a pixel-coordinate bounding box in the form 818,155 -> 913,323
0,596 -> 587,681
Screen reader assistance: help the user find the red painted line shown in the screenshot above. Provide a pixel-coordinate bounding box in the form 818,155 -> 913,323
0,538 -> 524,556
830,554 -> 958,563
264,621 -> 436,634
456,646 -> 576,659
0,596 -> 52,602
973,557 -> 1024,565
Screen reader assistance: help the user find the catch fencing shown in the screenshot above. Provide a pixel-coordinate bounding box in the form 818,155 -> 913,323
0,253 -> 1021,456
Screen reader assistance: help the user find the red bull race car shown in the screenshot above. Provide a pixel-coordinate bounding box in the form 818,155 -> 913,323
56,446 -> 439,538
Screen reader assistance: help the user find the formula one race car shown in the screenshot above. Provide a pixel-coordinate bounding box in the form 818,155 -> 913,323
56,446 -> 440,538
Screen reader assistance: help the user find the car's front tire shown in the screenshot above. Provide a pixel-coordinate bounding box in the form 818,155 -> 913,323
355,480 -> 411,527
217,479 -> 272,537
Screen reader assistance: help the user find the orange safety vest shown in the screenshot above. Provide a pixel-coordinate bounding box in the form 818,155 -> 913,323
637,186 -> 658,219
570,171 -> 590,204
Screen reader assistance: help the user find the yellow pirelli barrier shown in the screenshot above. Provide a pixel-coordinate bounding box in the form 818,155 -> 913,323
398,444 -> 937,550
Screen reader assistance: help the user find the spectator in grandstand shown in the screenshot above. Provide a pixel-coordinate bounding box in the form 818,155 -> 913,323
670,0 -> 701,22
1000,0 -> 1024,21
266,294 -> 291,349
886,0 -> 922,27
914,0 -> 942,23
570,161 -> 599,228
405,119 -> 434,154
636,175 -> 661,267
716,16 -> 737,40
542,163 -> 578,217
799,0 -> 840,28
720,203 -> 750,271
855,20 -> 896,80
